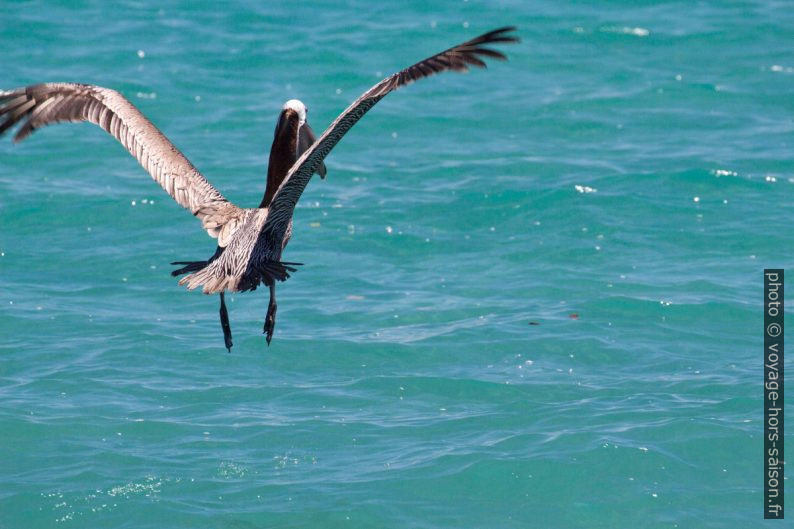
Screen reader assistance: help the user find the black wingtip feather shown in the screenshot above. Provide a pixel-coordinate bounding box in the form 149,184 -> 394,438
0,90 -> 36,140
376,25 -> 519,95
14,125 -> 35,143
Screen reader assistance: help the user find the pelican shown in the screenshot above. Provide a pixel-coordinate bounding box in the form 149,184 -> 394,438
0,26 -> 518,350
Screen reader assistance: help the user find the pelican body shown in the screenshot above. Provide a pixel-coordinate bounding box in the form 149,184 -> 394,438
0,27 -> 518,350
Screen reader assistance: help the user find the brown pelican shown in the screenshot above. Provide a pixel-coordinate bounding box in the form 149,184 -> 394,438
170,98 -> 326,349
0,26 -> 518,351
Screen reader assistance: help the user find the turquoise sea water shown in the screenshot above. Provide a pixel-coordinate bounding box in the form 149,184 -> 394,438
1,1 -> 792,527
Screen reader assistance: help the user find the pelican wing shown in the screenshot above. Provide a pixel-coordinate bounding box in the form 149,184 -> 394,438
0,83 -> 242,239
262,26 -> 518,243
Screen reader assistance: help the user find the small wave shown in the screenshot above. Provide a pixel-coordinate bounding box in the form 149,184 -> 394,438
601,26 -> 650,37
769,64 -> 794,74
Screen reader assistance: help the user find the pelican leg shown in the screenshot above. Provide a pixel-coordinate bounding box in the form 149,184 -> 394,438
264,283 -> 277,345
219,292 -> 233,352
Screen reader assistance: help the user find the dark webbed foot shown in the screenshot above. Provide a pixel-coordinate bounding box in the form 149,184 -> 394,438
264,283 -> 277,345
219,292 -> 233,352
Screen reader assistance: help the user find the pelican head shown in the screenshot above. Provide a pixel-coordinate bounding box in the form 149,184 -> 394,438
276,99 -> 325,179
282,99 -> 306,125
264,98 -> 326,206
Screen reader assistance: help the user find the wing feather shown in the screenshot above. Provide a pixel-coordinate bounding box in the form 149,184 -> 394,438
0,83 -> 242,238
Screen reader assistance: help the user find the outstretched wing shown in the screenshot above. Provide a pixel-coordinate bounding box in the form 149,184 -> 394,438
0,83 -> 242,240
262,26 -> 518,243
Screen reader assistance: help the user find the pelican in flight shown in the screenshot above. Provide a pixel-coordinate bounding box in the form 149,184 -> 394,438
0,26 -> 518,351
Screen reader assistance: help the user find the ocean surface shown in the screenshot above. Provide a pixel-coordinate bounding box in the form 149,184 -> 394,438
0,1 -> 791,527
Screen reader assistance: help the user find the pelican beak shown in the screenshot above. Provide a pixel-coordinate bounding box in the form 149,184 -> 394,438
299,121 -> 327,179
